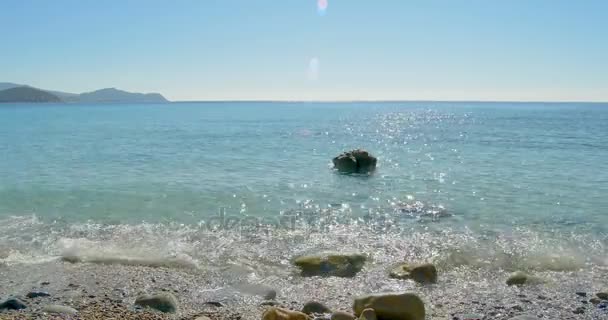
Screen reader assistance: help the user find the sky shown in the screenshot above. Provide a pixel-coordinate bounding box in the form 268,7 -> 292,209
1,0 -> 607,102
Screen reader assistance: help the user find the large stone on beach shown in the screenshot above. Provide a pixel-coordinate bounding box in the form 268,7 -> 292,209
263,307 -> 311,320
506,271 -> 541,286
134,293 -> 178,313
293,253 -> 366,277
331,311 -> 356,320
333,149 -> 377,174
353,292 -> 425,320
0,298 -> 27,310
42,304 -> 78,315
389,263 -> 437,284
359,308 -> 377,320
302,301 -> 331,314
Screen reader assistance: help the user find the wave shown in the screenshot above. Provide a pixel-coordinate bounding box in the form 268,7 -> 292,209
0,211 -> 606,275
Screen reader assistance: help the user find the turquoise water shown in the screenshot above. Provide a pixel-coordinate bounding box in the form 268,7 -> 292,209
0,102 -> 607,270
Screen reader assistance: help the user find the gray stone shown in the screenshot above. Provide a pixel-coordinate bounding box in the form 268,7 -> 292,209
42,304 -> 78,315
353,292 -> 425,320
0,298 -> 27,310
506,271 -> 542,286
332,149 -> 377,174
508,316 -> 541,320
302,301 -> 331,314
134,293 -> 178,313
293,252 -> 366,277
389,263 -> 437,284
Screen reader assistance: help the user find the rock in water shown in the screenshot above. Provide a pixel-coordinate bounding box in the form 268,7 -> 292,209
293,253 -> 366,277
41,305 -> 78,315
353,292 -> 425,320
389,263 -> 437,284
332,149 -> 377,174
302,301 -> 332,314
134,293 -> 178,313
506,271 -> 541,286
263,307 -> 311,320
0,298 -> 27,310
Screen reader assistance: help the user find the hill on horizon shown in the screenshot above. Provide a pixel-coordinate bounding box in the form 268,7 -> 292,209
0,82 -> 169,103
76,88 -> 168,103
0,86 -> 62,103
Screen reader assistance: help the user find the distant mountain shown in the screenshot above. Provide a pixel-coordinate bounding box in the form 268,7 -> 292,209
0,82 -> 21,91
0,82 -> 169,103
76,88 -> 168,103
0,86 -> 62,103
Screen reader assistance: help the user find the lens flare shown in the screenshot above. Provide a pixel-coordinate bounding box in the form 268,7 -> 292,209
317,0 -> 328,15
307,57 -> 319,81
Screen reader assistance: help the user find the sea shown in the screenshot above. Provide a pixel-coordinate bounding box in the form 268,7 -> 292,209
0,101 -> 607,317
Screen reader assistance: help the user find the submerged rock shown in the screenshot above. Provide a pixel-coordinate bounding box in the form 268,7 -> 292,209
353,292 -> 425,320
332,149 -> 377,174
389,263 -> 437,284
597,291 -> 608,300
42,304 -> 78,315
302,301 -> 331,314
0,298 -> 27,310
134,293 -> 178,313
262,307 -> 311,320
293,253 -> 366,277
331,311 -> 356,320
506,271 -> 541,286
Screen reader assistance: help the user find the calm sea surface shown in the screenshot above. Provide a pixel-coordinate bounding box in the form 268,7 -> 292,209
1,101 -> 607,271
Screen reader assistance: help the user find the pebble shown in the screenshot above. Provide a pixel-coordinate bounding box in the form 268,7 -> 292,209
572,306 -> 585,314
134,293 -> 178,313
597,292 -> 608,300
511,305 -> 523,312
589,298 -> 601,304
42,304 -> 78,315
575,291 -> 587,297
0,298 -> 27,310
26,291 -> 51,299
302,301 -> 331,314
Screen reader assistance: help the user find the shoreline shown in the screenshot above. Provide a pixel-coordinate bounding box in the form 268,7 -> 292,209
1,255 -> 607,320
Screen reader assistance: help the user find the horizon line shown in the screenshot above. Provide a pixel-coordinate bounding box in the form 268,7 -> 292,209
169,99 -> 608,104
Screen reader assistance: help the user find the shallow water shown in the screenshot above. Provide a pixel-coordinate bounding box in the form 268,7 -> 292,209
1,102 -> 607,317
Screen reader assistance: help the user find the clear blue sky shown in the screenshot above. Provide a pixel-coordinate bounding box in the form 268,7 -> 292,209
1,0 -> 607,101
